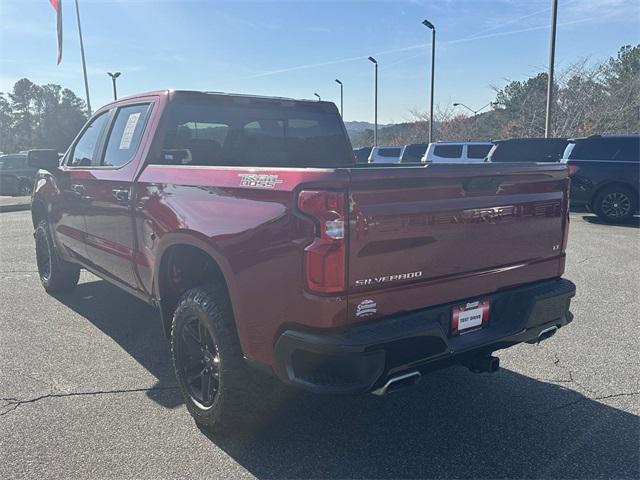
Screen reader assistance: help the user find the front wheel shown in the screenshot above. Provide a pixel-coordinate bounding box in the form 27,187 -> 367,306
171,284 -> 278,433
593,186 -> 637,223
34,220 -> 80,292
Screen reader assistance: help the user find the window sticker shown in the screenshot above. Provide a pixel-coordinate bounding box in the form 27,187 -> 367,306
119,112 -> 141,149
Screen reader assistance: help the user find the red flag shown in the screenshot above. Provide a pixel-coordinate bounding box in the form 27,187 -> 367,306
49,0 -> 62,64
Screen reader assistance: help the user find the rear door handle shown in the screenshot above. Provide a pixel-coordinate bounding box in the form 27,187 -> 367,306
70,184 -> 85,196
112,188 -> 130,202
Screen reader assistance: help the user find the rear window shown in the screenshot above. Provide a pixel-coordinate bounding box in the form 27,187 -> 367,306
158,98 -> 353,167
467,144 -> 493,159
377,148 -> 402,158
491,139 -> 567,162
433,145 -> 462,158
569,137 -> 639,161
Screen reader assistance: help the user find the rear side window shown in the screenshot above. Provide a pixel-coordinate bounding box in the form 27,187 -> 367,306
103,104 -> 151,167
467,144 -> 493,159
68,112 -> 110,167
433,145 -> 462,158
378,148 -> 402,158
570,137 -> 640,161
158,99 -> 353,167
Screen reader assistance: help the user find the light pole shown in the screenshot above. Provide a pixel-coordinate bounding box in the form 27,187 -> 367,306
453,102 -> 493,136
335,79 -> 343,118
368,56 -> 378,146
314,92 -> 321,101
74,0 -> 91,115
545,0 -> 558,138
107,72 -> 121,101
422,19 -> 435,143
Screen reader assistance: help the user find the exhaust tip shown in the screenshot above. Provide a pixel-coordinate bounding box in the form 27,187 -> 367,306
538,325 -> 558,342
371,371 -> 421,396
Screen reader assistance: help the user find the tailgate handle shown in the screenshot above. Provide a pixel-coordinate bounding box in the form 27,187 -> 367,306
463,176 -> 504,192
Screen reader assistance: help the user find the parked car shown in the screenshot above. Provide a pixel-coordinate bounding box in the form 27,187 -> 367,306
399,143 -> 428,163
0,153 -> 37,196
29,90 -> 575,432
368,145 -> 403,163
354,146 -> 372,164
421,141 -> 494,163
487,138 -> 568,163
562,134 -> 639,222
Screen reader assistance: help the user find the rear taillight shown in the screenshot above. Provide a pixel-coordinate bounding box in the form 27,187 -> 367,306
297,190 -> 346,293
567,164 -> 579,176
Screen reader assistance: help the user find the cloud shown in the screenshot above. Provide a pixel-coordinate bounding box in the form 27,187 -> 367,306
239,10 -> 615,80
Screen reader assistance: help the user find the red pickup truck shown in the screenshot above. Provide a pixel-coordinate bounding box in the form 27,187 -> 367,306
29,90 -> 576,431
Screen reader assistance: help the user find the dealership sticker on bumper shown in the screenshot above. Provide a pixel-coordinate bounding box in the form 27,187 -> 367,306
451,300 -> 490,336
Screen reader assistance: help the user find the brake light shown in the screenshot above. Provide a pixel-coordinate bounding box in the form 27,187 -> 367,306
567,164 -> 579,176
297,190 -> 346,293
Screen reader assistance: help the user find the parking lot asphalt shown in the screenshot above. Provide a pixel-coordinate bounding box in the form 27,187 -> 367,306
0,210 -> 638,479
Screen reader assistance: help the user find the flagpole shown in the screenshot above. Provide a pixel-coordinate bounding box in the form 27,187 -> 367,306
74,0 -> 92,115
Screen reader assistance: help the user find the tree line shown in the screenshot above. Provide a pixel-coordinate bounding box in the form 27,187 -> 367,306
0,78 -> 88,154
350,44 -> 639,147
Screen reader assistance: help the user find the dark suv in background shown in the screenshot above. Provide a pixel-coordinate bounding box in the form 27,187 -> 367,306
487,138 -> 568,163
562,134 -> 639,223
0,153 -> 36,196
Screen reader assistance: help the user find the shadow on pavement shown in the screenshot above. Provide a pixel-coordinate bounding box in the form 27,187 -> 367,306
581,214 -> 640,228
207,369 -> 638,479
53,280 -> 639,479
53,279 -> 183,409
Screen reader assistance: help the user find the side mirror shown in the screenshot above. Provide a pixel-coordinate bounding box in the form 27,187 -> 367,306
28,149 -> 60,171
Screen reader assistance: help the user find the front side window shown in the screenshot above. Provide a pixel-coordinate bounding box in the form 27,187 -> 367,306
433,145 -> 463,158
68,112 -> 110,167
103,104 -> 151,167
467,144 -> 493,159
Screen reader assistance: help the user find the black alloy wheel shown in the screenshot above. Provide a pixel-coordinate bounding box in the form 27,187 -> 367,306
175,314 -> 221,409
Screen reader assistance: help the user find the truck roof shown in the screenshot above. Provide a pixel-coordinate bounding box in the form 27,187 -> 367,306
102,89 -> 331,108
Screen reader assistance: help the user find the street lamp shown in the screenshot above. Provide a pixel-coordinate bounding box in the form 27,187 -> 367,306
452,102 -> 493,117
545,0 -> 558,137
422,19 -> 435,143
453,102 -> 493,135
314,92 -> 321,101
368,56 -> 378,146
335,79 -> 343,118
107,72 -> 121,101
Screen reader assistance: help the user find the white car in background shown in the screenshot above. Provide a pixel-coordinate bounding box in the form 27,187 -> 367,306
368,145 -> 403,163
421,141 -> 494,163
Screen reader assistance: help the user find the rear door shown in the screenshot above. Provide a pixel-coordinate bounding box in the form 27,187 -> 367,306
346,163 -> 569,320
82,102 -> 153,290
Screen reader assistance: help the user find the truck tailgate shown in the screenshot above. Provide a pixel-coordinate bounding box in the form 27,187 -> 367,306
346,163 -> 569,321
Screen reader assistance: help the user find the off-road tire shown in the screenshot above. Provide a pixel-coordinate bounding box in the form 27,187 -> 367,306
34,220 -> 80,292
593,186 -> 637,223
170,284 -> 279,433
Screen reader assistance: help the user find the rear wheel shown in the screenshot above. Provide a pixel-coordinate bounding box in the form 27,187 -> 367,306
34,220 -> 80,292
593,186 -> 637,223
171,284 -> 280,433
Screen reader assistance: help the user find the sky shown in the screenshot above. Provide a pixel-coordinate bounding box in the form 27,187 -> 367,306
1,0 -> 638,123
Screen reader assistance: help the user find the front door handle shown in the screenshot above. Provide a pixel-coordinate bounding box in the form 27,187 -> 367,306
70,184 -> 85,196
112,188 -> 130,202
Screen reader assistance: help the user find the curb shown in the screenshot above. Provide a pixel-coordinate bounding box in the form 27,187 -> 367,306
0,203 -> 31,213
